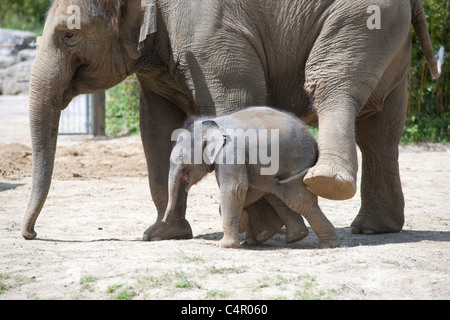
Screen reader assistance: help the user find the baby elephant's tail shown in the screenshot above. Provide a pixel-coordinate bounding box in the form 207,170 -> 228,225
278,167 -> 311,185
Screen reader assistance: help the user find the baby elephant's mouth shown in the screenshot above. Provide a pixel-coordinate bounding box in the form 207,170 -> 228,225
183,170 -> 190,184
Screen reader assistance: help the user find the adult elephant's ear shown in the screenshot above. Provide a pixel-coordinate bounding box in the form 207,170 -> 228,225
122,0 -> 157,60
138,0 -> 157,50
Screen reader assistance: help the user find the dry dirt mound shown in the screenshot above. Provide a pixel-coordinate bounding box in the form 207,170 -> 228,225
0,136 -> 147,180
0,142 -> 32,179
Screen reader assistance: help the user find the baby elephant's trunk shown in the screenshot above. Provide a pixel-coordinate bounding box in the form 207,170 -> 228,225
162,166 -> 183,223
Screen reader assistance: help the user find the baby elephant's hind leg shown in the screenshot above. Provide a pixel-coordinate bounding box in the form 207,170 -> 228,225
242,197 -> 283,245
265,194 -> 309,244
275,184 -> 339,248
302,200 -> 339,249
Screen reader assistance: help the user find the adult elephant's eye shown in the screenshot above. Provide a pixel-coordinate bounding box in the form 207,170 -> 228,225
62,31 -> 83,48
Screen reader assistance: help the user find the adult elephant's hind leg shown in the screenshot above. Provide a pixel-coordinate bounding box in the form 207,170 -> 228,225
353,81 -> 407,234
302,2 -> 411,201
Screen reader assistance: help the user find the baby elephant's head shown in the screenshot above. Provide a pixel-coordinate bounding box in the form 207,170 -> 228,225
163,120 -> 226,222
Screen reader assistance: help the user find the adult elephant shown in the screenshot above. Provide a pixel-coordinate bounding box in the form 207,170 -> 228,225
22,0 -> 441,241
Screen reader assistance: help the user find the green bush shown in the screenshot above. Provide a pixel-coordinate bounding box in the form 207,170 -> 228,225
105,76 -> 140,137
406,0 -> 450,143
402,112 -> 449,144
0,0 -> 50,33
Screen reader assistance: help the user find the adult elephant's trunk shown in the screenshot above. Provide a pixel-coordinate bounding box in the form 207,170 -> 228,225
162,165 -> 184,223
21,50 -> 66,240
21,102 -> 60,239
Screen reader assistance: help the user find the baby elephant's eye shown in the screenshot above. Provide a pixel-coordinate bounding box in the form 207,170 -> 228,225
64,32 -> 74,39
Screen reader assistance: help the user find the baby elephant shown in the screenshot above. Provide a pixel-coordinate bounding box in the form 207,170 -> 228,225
163,106 -> 339,249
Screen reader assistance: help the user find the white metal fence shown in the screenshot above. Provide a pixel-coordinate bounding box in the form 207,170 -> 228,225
59,94 -> 91,135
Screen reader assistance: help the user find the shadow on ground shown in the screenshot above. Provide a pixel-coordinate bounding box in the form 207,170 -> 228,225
0,183 -> 25,192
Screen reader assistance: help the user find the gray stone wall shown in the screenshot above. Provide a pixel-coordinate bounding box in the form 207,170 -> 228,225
0,28 -> 37,95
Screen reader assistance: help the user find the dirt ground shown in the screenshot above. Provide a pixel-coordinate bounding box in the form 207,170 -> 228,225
0,95 -> 449,300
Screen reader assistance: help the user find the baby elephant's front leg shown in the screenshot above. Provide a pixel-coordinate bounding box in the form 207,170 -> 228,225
218,183 -> 247,249
302,202 -> 339,249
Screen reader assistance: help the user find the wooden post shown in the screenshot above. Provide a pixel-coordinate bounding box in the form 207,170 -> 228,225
92,91 -> 105,136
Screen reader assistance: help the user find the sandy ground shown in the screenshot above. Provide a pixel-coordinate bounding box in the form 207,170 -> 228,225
0,95 -> 449,300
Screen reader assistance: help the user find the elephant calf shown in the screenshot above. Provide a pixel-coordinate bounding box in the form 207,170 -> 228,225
163,106 -> 339,249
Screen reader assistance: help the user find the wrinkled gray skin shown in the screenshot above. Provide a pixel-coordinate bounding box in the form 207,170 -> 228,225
163,107 -> 338,249
22,0 -> 441,241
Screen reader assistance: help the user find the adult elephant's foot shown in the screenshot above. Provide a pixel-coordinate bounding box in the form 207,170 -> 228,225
304,162 -> 356,201
351,208 -> 404,235
142,215 -> 193,241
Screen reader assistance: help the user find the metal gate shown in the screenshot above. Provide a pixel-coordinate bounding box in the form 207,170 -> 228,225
59,94 -> 91,135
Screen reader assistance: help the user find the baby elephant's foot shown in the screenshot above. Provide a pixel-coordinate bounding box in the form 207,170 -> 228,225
218,236 -> 241,249
284,215 -> 309,244
317,238 -> 340,249
285,228 -> 309,244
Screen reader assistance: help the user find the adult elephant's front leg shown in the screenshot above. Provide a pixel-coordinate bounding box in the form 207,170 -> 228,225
139,92 -> 193,241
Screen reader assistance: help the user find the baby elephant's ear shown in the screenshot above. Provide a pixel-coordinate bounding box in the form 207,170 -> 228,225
202,120 -> 226,165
